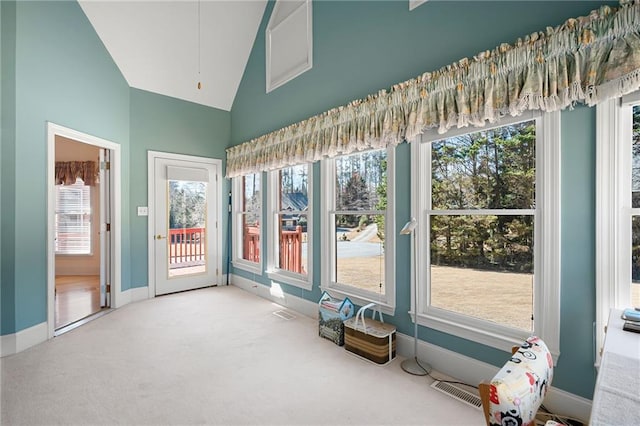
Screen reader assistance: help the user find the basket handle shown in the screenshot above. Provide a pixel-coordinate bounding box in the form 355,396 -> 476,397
354,303 -> 384,334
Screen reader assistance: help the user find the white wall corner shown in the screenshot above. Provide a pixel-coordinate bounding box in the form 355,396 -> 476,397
1,322 -> 48,358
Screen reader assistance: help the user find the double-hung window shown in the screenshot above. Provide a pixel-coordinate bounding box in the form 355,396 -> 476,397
267,164 -> 312,289
321,147 -> 396,310
232,173 -> 262,274
55,177 -> 92,255
596,93 -> 640,363
413,112 -> 560,355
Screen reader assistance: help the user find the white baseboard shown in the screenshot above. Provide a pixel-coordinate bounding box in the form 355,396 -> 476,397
117,285 -> 150,307
230,274 -> 318,319
129,286 -> 149,303
397,332 -> 592,423
1,322 -> 48,358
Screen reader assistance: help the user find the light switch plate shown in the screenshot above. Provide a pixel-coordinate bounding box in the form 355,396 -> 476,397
137,206 -> 148,216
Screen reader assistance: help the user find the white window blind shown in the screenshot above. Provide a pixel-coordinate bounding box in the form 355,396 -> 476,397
55,178 -> 91,255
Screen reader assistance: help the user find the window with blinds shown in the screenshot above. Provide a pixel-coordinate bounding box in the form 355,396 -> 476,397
55,178 -> 92,255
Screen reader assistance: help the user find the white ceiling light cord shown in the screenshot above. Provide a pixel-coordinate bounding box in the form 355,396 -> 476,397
197,0 -> 202,90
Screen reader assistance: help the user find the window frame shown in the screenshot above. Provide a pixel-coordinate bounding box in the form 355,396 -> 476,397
232,173 -> 263,275
266,164 -> 313,290
595,92 -> 640,365
413,111 -> 561,358
320,147 -> 396,314
55,178 -> 93,256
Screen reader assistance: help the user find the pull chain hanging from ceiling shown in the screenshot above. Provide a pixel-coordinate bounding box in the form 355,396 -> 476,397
197,0 -> 202,90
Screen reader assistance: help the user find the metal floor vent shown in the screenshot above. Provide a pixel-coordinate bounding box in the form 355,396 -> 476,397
430,381 -> 482,410
273,310 -> 296,320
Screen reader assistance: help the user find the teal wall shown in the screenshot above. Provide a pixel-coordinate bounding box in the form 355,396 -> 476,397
1,1 -> 17,335
231,0 -> 617,398
2,0 -> 130,333
129,89 -> 230,288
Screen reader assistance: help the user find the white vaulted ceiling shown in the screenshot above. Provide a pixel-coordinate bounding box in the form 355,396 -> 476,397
79,0 -> 267,111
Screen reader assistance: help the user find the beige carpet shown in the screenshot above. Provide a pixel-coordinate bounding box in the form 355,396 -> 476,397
1,285 -> 483,425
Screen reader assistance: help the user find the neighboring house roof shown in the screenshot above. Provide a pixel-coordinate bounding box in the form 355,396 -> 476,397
281,192 -> 308,211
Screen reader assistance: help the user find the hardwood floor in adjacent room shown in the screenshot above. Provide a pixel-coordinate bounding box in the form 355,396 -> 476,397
55,275 -> 101,330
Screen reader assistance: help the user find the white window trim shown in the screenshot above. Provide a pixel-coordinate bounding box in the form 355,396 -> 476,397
232,174 -> 263,275
413,111 -> 561,360
320,148 -> 396,315
595,93 -> 639,365
266,165 -> 313,291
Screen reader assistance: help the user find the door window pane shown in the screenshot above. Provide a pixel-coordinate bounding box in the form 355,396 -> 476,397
168,180 -> 207,277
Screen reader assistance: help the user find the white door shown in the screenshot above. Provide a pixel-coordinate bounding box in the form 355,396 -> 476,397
153,156 -> 219,295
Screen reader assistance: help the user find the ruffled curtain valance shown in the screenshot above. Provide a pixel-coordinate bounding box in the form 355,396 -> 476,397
55,161 -> 99,186
226,0 -> 640,178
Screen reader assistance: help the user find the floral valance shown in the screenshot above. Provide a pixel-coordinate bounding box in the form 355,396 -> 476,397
55,161 -> 99,186
227,0 -> 640,178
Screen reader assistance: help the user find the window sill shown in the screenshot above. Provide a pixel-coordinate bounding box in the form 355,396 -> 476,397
231,259 -> 262,275
414,308 -> 560,364
267,270 -> 312,291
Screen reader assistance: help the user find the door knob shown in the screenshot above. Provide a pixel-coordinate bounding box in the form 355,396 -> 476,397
156,234 -> 166,240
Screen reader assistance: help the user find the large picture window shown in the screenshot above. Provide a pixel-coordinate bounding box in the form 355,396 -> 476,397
55,178 -> 92,255
232,173 -> 262,273
414,112 -> 560,355
267,164 -> 312,289
321,148 -> 396,309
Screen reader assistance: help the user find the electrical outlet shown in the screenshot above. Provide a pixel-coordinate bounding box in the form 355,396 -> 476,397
137,206 -> 148,216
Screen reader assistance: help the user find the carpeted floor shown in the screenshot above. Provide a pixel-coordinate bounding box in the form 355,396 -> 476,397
1,285 -> 483,425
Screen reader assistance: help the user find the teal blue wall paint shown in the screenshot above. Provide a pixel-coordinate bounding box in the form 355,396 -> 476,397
559,105 -> 598,396
7,0 -> 130,332
231,1 -> 617,398
1,0 -> 17,335
129,88 -> 230,288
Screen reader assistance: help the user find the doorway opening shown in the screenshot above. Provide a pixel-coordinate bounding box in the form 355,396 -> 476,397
47,123 -> 122,338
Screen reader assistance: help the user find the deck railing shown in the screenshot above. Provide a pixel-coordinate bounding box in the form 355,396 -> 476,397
169,227 -> 205,265
244,225 -> 304,274
243,226 -> 261,263
280,226 -> 303,273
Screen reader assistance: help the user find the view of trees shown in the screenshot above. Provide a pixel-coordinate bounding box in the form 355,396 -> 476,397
169,181 -> 206,229
632,106 -> 640,281
243,173 -> 261,226
430,121 -> 536,273
335,150 -> 386,230
279,165 -> 308,196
